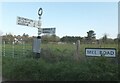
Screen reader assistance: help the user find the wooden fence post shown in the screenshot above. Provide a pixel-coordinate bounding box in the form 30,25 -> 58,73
12,41 -> 14,58
75,40 -> 80,61
3,41 -> 5,56
76,40 -> 80,56
22,41 -> 25,56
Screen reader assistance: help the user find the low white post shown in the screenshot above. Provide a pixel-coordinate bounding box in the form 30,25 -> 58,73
12,41 -> 14,58
3,41 -> 5,56
75,40 -> 80,61
22,41 -> 25,56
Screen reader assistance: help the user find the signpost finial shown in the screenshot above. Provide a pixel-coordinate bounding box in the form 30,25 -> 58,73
38,8 -> 43,19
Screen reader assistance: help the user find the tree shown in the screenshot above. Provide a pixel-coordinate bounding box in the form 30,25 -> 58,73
22,33 -> 29,43
41,35 -> 60,43
2,33 -> 14,44
60,36 -> 81,43
102,34 -> 108,44
86,30 -> 96,44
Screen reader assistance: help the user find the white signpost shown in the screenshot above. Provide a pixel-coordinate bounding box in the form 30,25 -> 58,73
85,48 -> 116,57
17,16 -> 56,35
16,8 -> 43,55
17,16 -> 41,28
38,28 -> 56,34
16,8 -> 56,58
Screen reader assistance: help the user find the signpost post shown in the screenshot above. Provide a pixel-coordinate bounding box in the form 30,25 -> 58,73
35,8 -> 43,59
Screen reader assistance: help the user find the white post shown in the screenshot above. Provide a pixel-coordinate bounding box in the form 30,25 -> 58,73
22,41 -> 25,56
75,40 -> 80,61
12,41 -> 14,58
76,40 -> 80,56
3,41 -> 5,56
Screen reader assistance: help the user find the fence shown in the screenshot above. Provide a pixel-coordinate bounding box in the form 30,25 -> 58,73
2,39 -> 118,59
2,41 -> 32,58
2,40 -> 82,59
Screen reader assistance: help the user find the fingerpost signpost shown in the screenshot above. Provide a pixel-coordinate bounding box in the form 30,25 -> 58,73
17,8 -> 56,59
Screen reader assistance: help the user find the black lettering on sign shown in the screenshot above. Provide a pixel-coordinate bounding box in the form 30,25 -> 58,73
94,51 -> 96,54
100,51 -> 102,55
100,50 -> 115,55
100,51 -> 106,56
110,51 -> 114,55
87,50 -> 92,54
103,51 -> 106,55
87,50 -> 96,54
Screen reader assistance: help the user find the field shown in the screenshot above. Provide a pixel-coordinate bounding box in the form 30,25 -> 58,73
2,43 -> 119,81
0,57 -> 1,71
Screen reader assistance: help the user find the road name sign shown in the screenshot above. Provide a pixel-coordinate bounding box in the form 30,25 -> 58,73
17,16 -> 41,28
39,28 -> 56,34
85,48 -> 116,57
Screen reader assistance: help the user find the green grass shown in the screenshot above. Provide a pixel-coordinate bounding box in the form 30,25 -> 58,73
2,56 -> 118,81
2,43 -> 119,81
0,56 -> 2,76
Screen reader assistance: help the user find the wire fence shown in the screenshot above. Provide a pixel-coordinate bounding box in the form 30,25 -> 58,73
2,39 -> 118,59
2,41 -> 32,58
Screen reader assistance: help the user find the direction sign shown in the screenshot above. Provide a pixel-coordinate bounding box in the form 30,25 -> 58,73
85,48 -> 116,57
17,16 -> 41,28
39,28 -> 56,34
